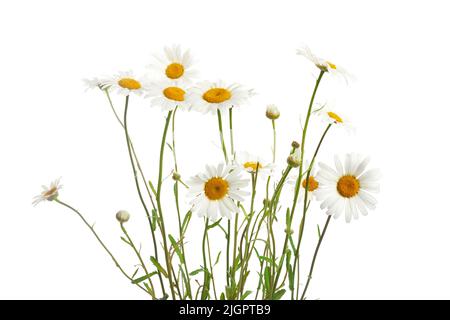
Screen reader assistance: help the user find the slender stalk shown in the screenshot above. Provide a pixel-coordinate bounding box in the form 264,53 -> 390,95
155,110 -> 177,300
206,231 -> 218,299
201,218 -> 209,299
217,110 -> 229,163
272,120 -> 276,163
301,216 -> 332,300
123,95 -> 166,295
291,124 -> 332,299
120,223 -> 155,294
54,199 -> 151,297
226,220 -> 231,287
229,108 -> 235,160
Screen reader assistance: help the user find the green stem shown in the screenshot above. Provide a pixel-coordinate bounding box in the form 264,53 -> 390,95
301,216 -> 332,300
120,223 -> 155,294
217,110 -> 229,163
229,108 -> 235,160
155,110 -> 177,300
123,95 -> 166,296
54,199 -> 152,297
201,218 -> 210,299
272,120 -> 276,163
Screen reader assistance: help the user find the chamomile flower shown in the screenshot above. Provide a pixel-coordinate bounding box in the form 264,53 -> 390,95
314,104 -> 355,133
315,154 -> 381,223
146,80 -> 190,111
296,45 -> 353,83
32,178 -> 62,206
101,71 -> 149,96
288,161 -> 320,199
83,77 -> 107,91
149,45 -> 197,83
235,151 -> 275,177
188,81 -> 252,114
187,164 -> 249,220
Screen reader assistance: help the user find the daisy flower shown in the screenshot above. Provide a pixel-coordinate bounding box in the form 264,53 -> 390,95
187,164 -> 249,220
149,45 -> 197,83
314,103 -> 355,134
288,161 -> 320,199
146,80 -> 190,111
32,178 -> 62,206
315,154 -> 381,223
296,45 -> 353,82
83,77 -> 107,91
101,71 -> 149,96
235,151 -> 275,177
188,81 -> 252,115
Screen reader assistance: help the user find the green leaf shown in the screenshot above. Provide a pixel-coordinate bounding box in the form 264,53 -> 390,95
166,143 -> 173,152
143,282 -> 155,297
214,251 -> 222,266
240,290 -> 252,300
148,180 -> 157,196
264,267 -> 271,294
181,211 -> 192,235
131,268 -> 139,279
273,289 -> 286,300
220,292 -> 226,300
189,268 -> 204,276
288,264 -> 294,291
120,236 -> 131,246
151,209 -> 158,231
150,256 -> 168,278
131,271 -> 158,284
258,255 -> 275,266
208,218 -> 222,229
169,234 -> 184,263
317,224 -> 321,238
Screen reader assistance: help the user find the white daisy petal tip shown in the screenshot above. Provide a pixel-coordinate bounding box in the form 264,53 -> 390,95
32,178 -> 63,206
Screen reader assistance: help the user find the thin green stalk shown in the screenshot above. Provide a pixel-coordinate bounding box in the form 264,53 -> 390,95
206,231 -> 218,299
272,120 -> 276,163
217,110 -> 229,163
155,110 -> 177,300
301,216 -> 332,300
120,223 -> 155,294
123,95 -> 166,296
201,218 -> 210,299
54,199 -> 152,297
229,107 -> 235,160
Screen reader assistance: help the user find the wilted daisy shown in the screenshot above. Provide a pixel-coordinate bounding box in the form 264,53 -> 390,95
146,80 -> 190,111
32,178 -> 62,206
149,45 -> 197,83
188,81 -> 252,114
187,164 -> 249,220
101,71 -> 149,96
315,154 -> 381,223
235,151 -> 275,177
296,45 -> 352,82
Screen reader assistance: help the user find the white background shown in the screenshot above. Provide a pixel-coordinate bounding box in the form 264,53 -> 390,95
1,0 -> 449,299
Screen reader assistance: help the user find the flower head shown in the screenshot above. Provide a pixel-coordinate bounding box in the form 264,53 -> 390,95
315,103 -> 355,134
296,45 -> 353,83
266,104 -> 280,120
287,148 -> 301,168
288,161 -> 320,199
188,81 -> 253,115
187,164 -> 249,220
32,178 -> 62,206
315,154 -> 381,223
149,45 -> 197,83
101,71 -> 149,96
146,80 -> 190,111
235,151 -> 275,177
116,210 -> 130,223
83,77 -> 107,91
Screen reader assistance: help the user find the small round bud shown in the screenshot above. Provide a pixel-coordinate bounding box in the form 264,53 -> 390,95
284,228 -> 294,235
291,141 -> 300,149
265,104 -> 280,120
172,171 -> 181,181
287,154 -> 301,168
263,198 -> 271,207
116,210 -> 130,223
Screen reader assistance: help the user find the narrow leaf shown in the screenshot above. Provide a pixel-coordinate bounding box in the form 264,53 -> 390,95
169,234 -> 184,263
150,256 -> 168,278
132,271 -> 158,284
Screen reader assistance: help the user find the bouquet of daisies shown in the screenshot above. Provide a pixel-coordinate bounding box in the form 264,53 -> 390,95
33,45 -> 380,300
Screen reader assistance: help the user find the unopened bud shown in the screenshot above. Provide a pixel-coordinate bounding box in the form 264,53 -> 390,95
116,210 -> 130,223
287,150 -> 301,167
291,141 -> 300,149
266,104 -> 280,120
172,171 -> 181,181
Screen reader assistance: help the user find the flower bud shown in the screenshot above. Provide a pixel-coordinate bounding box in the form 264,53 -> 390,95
116,210 -> 130,223
287,149 -> 301,168
291,141 -> 300,149
172,171 -> 181,181
284,228 -> 294,235
265,104 -> 280,120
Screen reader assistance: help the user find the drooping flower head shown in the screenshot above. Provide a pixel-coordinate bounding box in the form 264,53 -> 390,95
315,154 -> 381,223
32,178 -> 62,206
101,71 -> 149,96
187,164 -> 249,221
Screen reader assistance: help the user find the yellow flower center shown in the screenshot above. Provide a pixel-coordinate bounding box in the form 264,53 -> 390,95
337,175 -> 360,198
202,88 -> 232,104
163,86 -> 185,101
204,177 -> 229,200
327,111 -> 343,123
118,78 -> 142,90
302,176 -> 319,192
243,161 -> 263,172
165,63 -> 184,79
44,187 -> 57,197
327,61 -> 337,70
